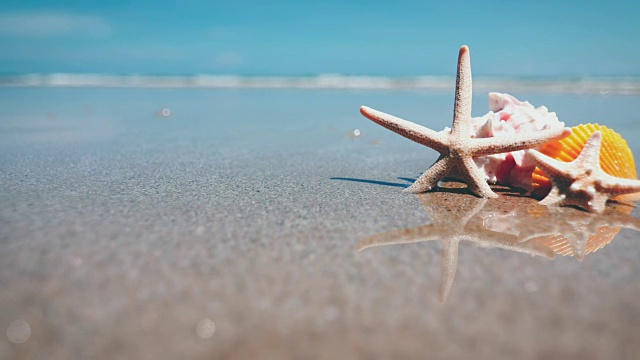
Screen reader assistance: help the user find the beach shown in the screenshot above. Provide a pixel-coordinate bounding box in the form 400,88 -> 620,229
1,87 -> 640,359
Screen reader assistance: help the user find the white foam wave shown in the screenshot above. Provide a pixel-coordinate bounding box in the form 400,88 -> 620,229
1,73 -> 639,95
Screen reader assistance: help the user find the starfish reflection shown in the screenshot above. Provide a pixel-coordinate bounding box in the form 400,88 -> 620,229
358,183 -> 640,303
514,204 -> 640,261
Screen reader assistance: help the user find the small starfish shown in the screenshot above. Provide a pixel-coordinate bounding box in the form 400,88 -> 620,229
360,45 -> 572,198
527,131 -> 640,213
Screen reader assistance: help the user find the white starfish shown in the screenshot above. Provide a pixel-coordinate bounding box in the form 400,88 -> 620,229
360,45 -> 572,198
527,131 -> 640,213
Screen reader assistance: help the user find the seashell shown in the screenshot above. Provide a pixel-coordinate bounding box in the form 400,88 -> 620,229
531,123 -> 639,201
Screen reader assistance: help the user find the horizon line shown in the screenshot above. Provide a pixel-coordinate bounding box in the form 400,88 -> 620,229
1,73 -> 640,95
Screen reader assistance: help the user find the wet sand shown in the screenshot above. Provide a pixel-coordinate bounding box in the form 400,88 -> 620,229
1,88 -> 640,359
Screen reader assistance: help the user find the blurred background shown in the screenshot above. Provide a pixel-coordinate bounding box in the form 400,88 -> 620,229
1,0 -> 638,79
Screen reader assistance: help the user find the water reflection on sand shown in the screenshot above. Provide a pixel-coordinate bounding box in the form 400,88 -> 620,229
358,182 -> 640,303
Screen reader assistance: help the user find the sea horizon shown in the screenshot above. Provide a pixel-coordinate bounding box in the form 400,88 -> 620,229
1,73 -> 640,95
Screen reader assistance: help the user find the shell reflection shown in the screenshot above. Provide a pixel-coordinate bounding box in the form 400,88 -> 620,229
358,183 -> 640,303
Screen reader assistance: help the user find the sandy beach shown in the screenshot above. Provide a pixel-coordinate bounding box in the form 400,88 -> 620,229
1,88 -> 640,359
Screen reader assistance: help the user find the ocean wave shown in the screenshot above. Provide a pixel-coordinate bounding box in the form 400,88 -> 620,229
1,73 -> 639,95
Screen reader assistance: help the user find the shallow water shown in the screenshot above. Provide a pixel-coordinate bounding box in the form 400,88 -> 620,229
1,88 -> 640,359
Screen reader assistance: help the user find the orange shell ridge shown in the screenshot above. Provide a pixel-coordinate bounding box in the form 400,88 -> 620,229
531,123 -> 640,202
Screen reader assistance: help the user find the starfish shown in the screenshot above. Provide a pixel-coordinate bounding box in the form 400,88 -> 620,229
357,189 -> 555,303
527,131 -> 640,213
360,45 -> 572,198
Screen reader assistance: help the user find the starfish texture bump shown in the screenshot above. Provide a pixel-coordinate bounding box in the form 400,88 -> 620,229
360,45 -> 572,198
527,131 -> 640,213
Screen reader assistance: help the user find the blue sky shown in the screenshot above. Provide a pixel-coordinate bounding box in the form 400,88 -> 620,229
0,0 -> 638,76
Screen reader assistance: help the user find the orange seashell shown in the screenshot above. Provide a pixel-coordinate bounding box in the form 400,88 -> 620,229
531,123 -> 639,201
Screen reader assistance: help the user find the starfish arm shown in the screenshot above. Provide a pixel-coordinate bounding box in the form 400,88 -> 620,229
460,156 -> 498,198
596,172 -> 640,196
405,157 -> 453,193
538,187 -> 565,206
450,45 -> 473,138
606,214 -> 640,231
356,225 -> 442,252
526,148 -> 576,179
360,106 -> 449,152
573,131 -> 603,166
576,195 -> 608,214
439,239 -> 459,304
474,232 -> 557,259
418,194 -> 488,224
472,127 -> 572,156
458,198 -> 489,224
